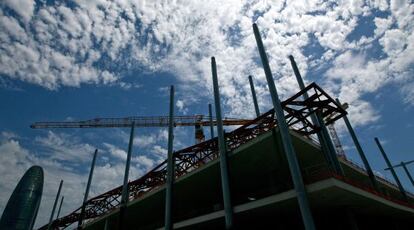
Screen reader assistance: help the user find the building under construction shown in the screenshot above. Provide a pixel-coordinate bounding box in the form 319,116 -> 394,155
36,24 -> 414,230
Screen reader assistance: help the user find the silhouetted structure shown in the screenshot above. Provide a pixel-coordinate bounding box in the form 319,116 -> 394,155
0,166 -> 44,230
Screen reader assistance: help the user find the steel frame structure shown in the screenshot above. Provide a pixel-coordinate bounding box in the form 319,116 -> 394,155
40,82 -> 346,229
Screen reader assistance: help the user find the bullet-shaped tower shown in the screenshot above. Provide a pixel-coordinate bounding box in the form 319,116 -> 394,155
0,166 -> 44,230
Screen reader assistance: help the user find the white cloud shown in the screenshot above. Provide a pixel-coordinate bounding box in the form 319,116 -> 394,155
1,131 -> 18,140
102,141 -> 157,173
103,142 -> 127,161
2,0 -> 35,23
151,145 -> 167,158
176,99 -> 189,114
35,131 -> 96,163
400,82 -> 414,105
380,29 -> 407,56
374,16 -> 393,37
118,81 -> 142,90
134,134 -> 156,148
134,155 -> 155,171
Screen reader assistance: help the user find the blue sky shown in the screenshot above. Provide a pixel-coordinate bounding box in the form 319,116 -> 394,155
1,0 -> 414,228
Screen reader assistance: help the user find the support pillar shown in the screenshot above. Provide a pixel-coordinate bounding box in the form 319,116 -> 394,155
336,99 -> 379,191
288,55 -> 343,176
253,24 -> 315,230
119,123 -> 135,230
346,208 -> 359,230
48,180 -> 63,230
401,162 -> 414,187
165,85 -> 175,230
211,57 -> 233,229
248,75 -> 261,117
56,196 -> 64,219
78,149 -> 98,229
104,219 -> 109,230
208,104 -> 215,139
374,137 -> 407,200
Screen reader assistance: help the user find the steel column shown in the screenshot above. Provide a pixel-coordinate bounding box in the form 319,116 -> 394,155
248,75 -> 261,117
336,99 -> 379,191
289,55 -> 343,176
78,149 -> 98,229
104,219 -> 109,230
288,56 -> 310,134
401,162 -> 414,187
253,24 -> 315,230
211,57 -> 233,229
56,196 -> 64,219
165,85 -> 175,230
346,208 -> 359,230
48,180 -> 63,230
119,123 -> 135,229
374,137 -> 407,200
208,104 -> 215,139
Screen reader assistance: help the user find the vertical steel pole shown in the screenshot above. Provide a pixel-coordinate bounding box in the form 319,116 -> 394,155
211,57 -> 233,229
165,85 -> 175,230
208,104 -> 215,139
104,219 -> 109,230
401,162 -> 414,187
78,149 -> 98,229
253,24 -> 315,230
288,55 -> 343,176
374,137 -> 407,200
48,180 -> 63,230
119,123 -> 135,229
346,208 -> 359,230
248,75 -> 261,117
336,98 -> 379,191
56,196 -> 64,219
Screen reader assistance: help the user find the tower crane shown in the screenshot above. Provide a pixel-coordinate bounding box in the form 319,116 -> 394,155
30,115 -> 254,143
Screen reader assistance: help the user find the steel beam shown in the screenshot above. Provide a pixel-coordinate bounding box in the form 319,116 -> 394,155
119,123 -> 135,229
211,57 -> 234,229
385,160 -> 414,170
254,24 -> 315,230
336,98 -> 379,191
374,137 -> 407,200
248,75 -> 261,117
78,149 -> 98,229
48,180 -> 63,230
165,85 -> 175,230
401,162 -> 414,187
289,55 -> 343,176
208,104 -> 215,139
56,196 -> 64,219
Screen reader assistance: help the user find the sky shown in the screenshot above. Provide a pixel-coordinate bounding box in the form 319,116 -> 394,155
0,0 -> 413,228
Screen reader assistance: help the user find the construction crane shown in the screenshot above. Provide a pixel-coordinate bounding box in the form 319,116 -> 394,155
325,102 -> 349,159
30,115 -> 254,143
31,82 -> 349,145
